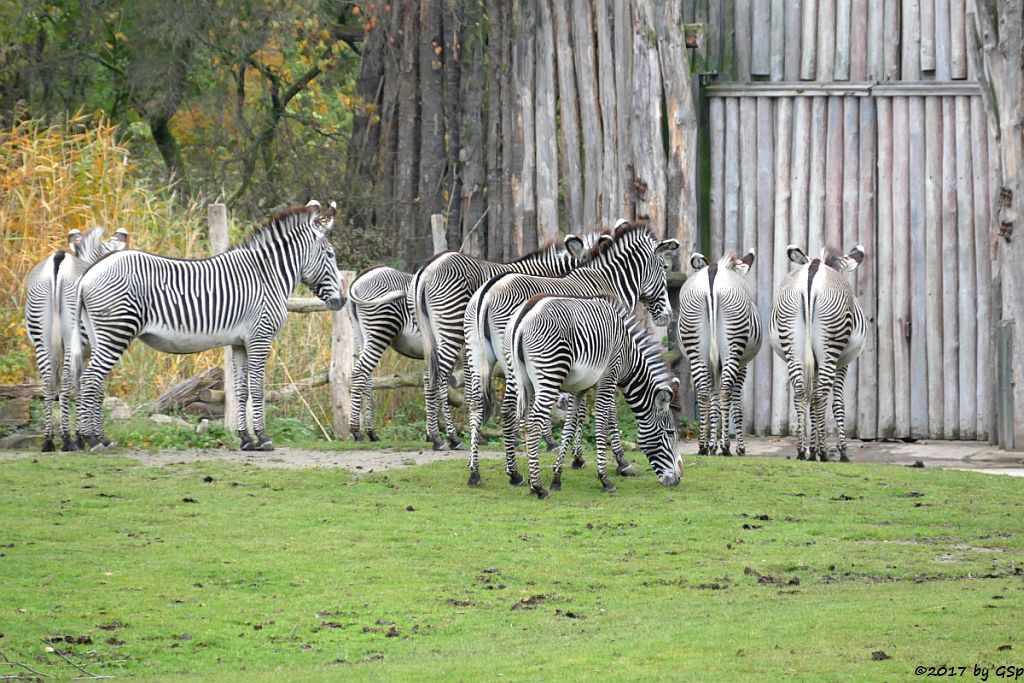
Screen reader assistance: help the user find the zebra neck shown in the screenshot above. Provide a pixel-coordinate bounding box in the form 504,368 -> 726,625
226,236 -> 308,300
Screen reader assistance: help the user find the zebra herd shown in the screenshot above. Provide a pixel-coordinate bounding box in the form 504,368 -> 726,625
24,201 -> 865,498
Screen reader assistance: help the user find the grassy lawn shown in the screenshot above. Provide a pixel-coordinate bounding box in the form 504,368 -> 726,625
0,452 -> 1021,681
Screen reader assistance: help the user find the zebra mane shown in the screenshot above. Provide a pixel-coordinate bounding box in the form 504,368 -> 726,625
582,220 -> 653,263
509,235 -> 571,264
74,227 -> 109,263
819,246 -> 846,271
605,297 -> 675,389
235,204 -> 320,251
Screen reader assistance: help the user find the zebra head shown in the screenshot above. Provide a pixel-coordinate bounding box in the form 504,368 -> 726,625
300,200 -> 344,311
639,233 -> 680,326
637,377 -> 683,486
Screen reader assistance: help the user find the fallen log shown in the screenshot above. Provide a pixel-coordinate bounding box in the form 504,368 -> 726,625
0,384 -> 43,399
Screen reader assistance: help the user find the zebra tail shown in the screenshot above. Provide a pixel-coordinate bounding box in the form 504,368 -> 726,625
48,266 -> 64,396
476,304 -> 496,421
68,290 -> 86,388
802,286 -> 816,391
513,331 -> 530,424
414,268 -> 441,386
708,288 -> 721,385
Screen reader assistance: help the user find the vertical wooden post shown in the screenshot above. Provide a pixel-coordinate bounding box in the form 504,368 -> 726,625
771,97 -> 794,435
875,96 -> 896,437
924,96 -> 945,438
855,96 -> 878,438
996,320 -> 1015,450
941,96 -> 960,438
908,96 -> 929,435
330,270 -> 357,439
754,97 -> 775,435
891,96 -> 911,438
208,203 -> 236,433
955,95 -> 977,439
431,214 -> 448,254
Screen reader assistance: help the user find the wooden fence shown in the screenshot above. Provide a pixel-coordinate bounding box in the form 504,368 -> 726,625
705,86 -> 996,441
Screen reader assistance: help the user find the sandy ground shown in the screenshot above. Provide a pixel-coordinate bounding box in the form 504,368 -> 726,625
1,436 -> 1022,476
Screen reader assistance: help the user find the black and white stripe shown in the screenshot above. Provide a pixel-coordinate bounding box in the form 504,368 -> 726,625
464,221 -> 679,486
508,294 -> 682,498
347,266 -> 424,442
412,238 -> 585,451
70,202 -> 342,451
677,249 -> 762,456
24,227 -> 127,451
769,244 -> 866,461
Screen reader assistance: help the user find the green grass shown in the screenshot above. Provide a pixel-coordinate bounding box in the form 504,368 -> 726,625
0,453 -> 1021,681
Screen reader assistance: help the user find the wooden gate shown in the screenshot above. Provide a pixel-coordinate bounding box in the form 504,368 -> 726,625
697,0 -> 997,441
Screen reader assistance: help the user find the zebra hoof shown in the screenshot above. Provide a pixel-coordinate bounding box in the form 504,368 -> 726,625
448,437 -> 464,451
351,430 -> 364,442
508,471 -> 525,486
720,446 -> 732,457
550,477 -> 562,491
839,453 -> 850,463
531,485 -> 550,500
601,480 -> 617,494
41,439 -> 55,453
571,457 -> 587,470
257,438 -> 274,452
736,447 -> 746,457
431,438 -> 445,451
697,444 -> 708,455
817,452 -> 830,462
796,449 -> 806,460
86,436 -> 107,451
61,438 -> 79,452
75,434 -> 86,450
467,470 -> 483,487
367,430 -> 380,443
616,462 -> 637,477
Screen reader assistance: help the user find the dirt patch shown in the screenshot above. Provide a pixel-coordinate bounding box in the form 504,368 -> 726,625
0,446 -> 490,472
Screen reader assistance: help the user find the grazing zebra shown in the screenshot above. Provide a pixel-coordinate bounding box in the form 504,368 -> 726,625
769,244 -> 866,461
465,221 -> 679,486
347,266 -> 424,442
70,202 -> 342,451
677,249 -> 762,456
508,294 -> 682,498
413,238 -> 584,451
24,227 -> 128,451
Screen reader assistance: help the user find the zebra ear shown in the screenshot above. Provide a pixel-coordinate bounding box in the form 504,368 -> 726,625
689,252 -> 708,271
655,239 -> 680,257
564,234 -> 586,259
733,249 -> 755,275
835,244 -> 865,271
66,229 -> 82,256
669,377 -> 682,412
112,228 -> 129,250
786,245 -> 809,265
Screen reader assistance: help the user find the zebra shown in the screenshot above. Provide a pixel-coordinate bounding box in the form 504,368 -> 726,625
769,244 -> 866,461
24,227 -> 128,451
464,221 -> 679,486
412,238 -> 586,451
677,249 -> 762,456
346,265 -> 425,442
70,201 -> 343,451
508,294 -> 683,498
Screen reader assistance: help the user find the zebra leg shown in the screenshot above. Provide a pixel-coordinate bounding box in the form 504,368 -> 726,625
30,340 -> 56,451
732,366 -> 749,456
594,381 -> 618,493
246,344 -> 275,451
527,388 -> 559,499
59,352 -> 77,451
435,344 -> 463,449
552,398 -> 581,489
567,394 -> 587,469
231,345 -> 255,450
833,365 -> 850,461
786,357 -> 808,459
500,379 -> 525,486
78,334 -> 131,450
364,377 -> 380,442
609,419 -> 636,476
423,362 -> 442,448
350,336 -> 387,442
466,359 -> 485,487
811,385 -> 830,462
696,375 -> 711,455
708,389 -> 722,455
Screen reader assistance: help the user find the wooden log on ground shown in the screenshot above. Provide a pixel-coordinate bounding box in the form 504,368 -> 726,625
955,95 -> 977,438
0,384 -> 43,399
198,389 -> 226,404
924,96 -> 945,438
875,96 -> 896,437
941,96 -> 960,438
149,366 -> 224,415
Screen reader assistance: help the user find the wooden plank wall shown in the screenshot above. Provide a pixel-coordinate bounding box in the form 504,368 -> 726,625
706,92 -> 993,440
687,0 -> 974,81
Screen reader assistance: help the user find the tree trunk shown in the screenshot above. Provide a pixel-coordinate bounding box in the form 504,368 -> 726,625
396,1 -> 422,267
973,0 -> 1024,448
459,0 -> 486,256
552,0 -> 583,233
419,0 -> 446,257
